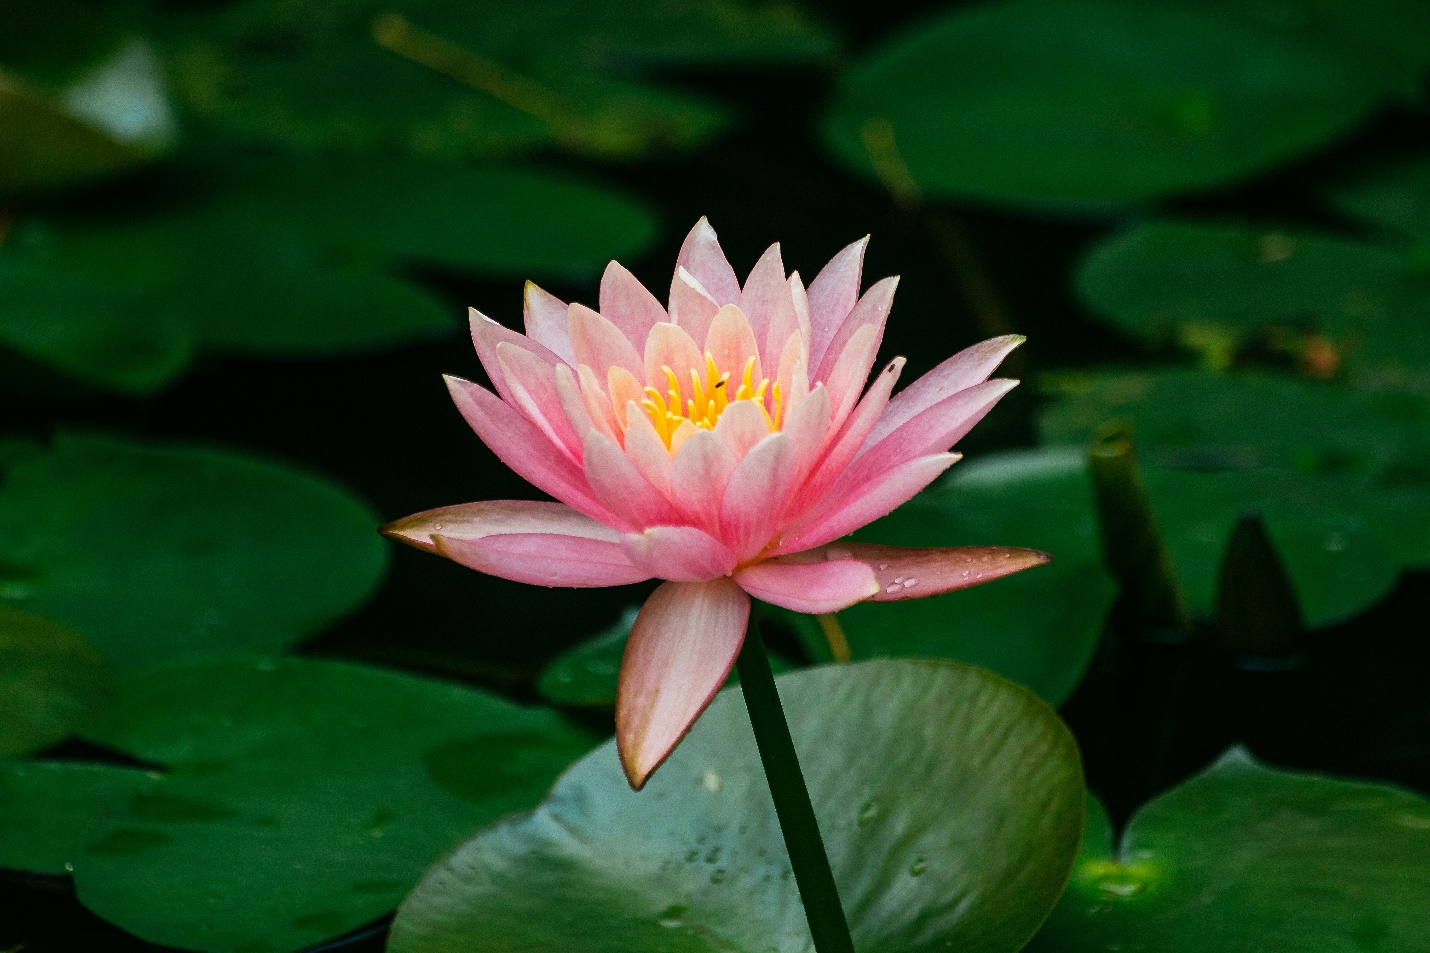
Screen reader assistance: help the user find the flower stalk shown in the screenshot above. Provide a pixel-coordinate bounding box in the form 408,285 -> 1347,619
736,621 -> 856,953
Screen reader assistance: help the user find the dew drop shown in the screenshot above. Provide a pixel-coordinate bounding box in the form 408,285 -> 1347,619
64,861 -> 75,872
657,904 -> 687,928
903,578 -> 917,588
858,800 -> 879,826
885,583 -> 901,594
1098,878 -> 1144,897
909,856 -> 927,876
893,576 -> 904,585
877,563 -> 889,570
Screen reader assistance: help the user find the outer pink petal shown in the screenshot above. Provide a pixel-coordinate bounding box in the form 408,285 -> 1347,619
807,236 -> 868,372
775,452 -> 961,555
380,500 -> 647,587
523,283 -> 575,365
670,267 -> 722,346
721,432 -> 796,561
445,375 -> 614,523
855,378 -> 1019,472
469,309 -> 565,404
764,273 -> 812,365
822,322 -> 882,431
622,525 -> 737,581
793,357 -> 905,516
600,261 -> 667,345
868,335 -> 1024,446
569,303 -> 644,381
496,342 -> 580,459
781,383 -> 831,486
813,276 -> 898,384
734,558 -> 879,613
617,578 -> 750,788
583,431 -> 683,531
777,542 -> 1051,600
670,429 -> 737,531
672,217 -> 741,307
740,243 -> 785,344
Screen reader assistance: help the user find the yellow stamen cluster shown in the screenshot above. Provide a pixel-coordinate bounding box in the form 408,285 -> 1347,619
642,354 -> 782,448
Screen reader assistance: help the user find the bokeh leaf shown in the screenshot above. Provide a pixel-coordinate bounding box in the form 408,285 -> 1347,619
1028,748 -> 1430,952
69,655 -> 598,953
0,761 -> 160,875
0,607 -> 111,758
390,659 -> 1085,953
1326,152 -> 1430,251
0,434 -> 388,671
823,0 -> 1430,210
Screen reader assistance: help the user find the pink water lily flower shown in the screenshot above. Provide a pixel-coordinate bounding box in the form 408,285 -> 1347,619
383,219 -> 1048,788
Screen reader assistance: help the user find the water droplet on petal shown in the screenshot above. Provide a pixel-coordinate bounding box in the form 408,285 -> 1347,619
885,583 -> 901,594
877,563 -> 889,570
903,578 -> 917,588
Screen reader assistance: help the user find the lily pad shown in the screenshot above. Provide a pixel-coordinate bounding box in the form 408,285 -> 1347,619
0,433 -> 388,671
1075,220 -> 1430,391
0,607 -> 112,758
1028,748 -> 1430,952
822,0 -> 1428,210
1326,153 -> 1430,250
71,655 -> 598,953
389,659 -> 1085,953
0,760 -> 160,875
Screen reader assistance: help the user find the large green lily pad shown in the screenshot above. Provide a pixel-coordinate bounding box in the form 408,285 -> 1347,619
0,760 -> 160,875
0,433 -> 388,670
1075,220 -> 1430,392
68,656 -> 597,953
390,659 -> 1085,953
1028,748 -> 1430,952
822,0 -> 1429,210
0,607 -> 111,758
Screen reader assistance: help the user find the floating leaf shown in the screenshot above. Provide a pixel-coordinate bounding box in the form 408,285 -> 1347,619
823,0 -> 1428,210
69,656 -> 597,953
1028,748 -> 1430,952
1326,153 -> 1430,250
0,761 -> 159,875
1075,220 -> 1430,391
390,659 -> 1085,953
0,434 -> 388,671
0,607 -> 111,758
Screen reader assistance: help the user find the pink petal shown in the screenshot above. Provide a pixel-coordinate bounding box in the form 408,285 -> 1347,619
711,399 -> 770,460
780,383 -> 831,485
868,335 -> 1024,446
523,283 -> 575,365
793,358 -> 905,516
788,543 -> 1052,601
600,261 -> 667,345
554,363 -> 607,448
740,243 -> 785,344
569,303 -> 644,381
822,322 -> 882,431
764,273 -> 811,365
622,525 -> 737,581
644,322 -> 705,395
855,378 -> 1018,472
670,429 -> 737,531
445,375 -> 614,523
583,431 -> 683,531
734,558 -> 879,613
380,500 -> 647,588
617,578 -> 750,789
576,364 -> 622,443
776,452 -> 961,555
705,304 -> 762,383
807,236 -> 868,372
721,432 -> 796,561
469,309 -> 565,404
622,402 -> 674,496
608,366 -> 646,421
813,276 -> 898,384
496,342 -> 580,459
670,268 -> 722,347
672,217 -> 741,308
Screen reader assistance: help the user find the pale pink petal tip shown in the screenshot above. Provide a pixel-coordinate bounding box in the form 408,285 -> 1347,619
617,578 -> 751,789
790,543 -> 1051,601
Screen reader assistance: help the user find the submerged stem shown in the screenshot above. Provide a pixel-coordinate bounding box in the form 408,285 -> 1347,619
736,622 -> 856,953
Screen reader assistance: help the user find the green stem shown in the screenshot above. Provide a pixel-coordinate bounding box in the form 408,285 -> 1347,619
736,622 -> 856,953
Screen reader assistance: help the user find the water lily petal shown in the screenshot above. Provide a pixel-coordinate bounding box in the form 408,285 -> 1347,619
670,429 -> 737,532
764,273 -> 811,364
721,432 -> 795,561
711,399 -> 770,460
740,243 -> 785,343
469,309 -> 564,403
496,342 -> 580,459
617,578 -> 750,789
777,543 -> 1051,601
381,500 -> 647,587
569,303 -> 644,381
523,282 -> 575,365
673,216 -> 741,307
644,322 -> 705,395
622,525 -> 737,581
584,431 -> 683,531
734,558 -> 879,613
807,235 -> 868,371
705,304 -> 762,384
813,275 -> 898,385
600,261 -> 667,346
670,267 -> 722,346
445,375 -> 613,523
622,400 -> 674,496
793,357 -> 905,515
855,378 -> 1019,474
868,335 -> 1024,446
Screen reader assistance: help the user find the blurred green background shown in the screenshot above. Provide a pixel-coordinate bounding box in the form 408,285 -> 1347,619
3,0 -> 1430,950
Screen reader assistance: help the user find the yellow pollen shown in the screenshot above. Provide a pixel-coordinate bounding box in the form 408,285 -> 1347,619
641,354 -> 782,448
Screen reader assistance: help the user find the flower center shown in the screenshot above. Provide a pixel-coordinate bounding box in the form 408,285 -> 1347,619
641,354 -> 783,448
